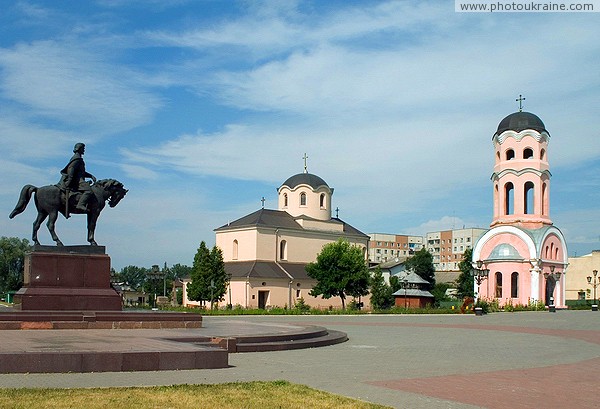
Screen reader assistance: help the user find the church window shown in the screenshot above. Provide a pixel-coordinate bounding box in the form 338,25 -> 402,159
545,245 -> 550,259
505,182 -> 514,215
541,183 -> 547,215
320,193 -> 326,209
283,193 -> 288,207
540,149 -> 546,160
279,240 -> 287,260
506,149 -> 515,160
555,247 -> 559,259
495,272 -> 503,298
233,240 -> 238,260
496,151 -> 501,162
524,182 -> 534,214
300,192 -> 307,206
511,272 -> 519,298
523,148 -> 534,159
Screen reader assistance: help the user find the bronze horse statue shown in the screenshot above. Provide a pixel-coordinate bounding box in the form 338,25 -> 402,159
9,179 -> 127,246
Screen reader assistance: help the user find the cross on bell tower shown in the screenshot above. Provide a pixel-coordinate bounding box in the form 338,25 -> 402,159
516,94 -> 526,112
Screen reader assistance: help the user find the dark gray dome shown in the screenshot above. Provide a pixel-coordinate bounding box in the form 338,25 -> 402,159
280,173 -> 329,190
494,111 -> 547,137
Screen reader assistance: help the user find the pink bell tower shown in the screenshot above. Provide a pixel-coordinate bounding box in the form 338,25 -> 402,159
491,98 -> 552,229
473,97 -> 568,308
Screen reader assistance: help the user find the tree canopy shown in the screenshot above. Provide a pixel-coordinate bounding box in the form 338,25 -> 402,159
404,247 -> 436,290
306,238 -> 370,310
0,236 -> 30,293
455,247 -> 475,299
187,241 -> 227,308
369,266 -> 394,310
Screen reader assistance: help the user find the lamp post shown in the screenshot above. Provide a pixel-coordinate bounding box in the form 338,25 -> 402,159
587,269 -> 598,311
147,265 -> 165,309
471,260 -> 490,302
543,265 -> 562,312
403,277 -> 409,309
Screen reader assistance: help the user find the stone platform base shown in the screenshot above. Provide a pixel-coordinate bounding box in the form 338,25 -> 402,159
0,311 -> 202,330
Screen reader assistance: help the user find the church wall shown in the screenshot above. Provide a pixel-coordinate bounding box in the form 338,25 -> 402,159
478,260 -> 532,306
216,229 -> 257,262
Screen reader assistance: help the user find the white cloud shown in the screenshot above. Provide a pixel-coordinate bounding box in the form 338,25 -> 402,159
0,41 -> 163,134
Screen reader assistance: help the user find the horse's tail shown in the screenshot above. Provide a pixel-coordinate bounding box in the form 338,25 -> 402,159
9,185 -> 37,219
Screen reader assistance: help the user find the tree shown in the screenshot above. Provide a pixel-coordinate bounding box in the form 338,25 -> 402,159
170,263 -> 192,280
404,248 -> 436,290
455,247 -> 475,299
370,266 -> 394,310
116,265 -> 148,291
306,238 -> 370,310
187,241 -> 211,306
187,242 -> 227,308
208,246 -> 227,308
0,237 -> 30,293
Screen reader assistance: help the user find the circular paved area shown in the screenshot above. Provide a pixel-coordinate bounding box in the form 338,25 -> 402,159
0,311 -> 598,408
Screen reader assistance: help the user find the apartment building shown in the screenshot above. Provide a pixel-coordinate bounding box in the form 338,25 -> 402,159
368,233 -> 424,264
426,228 -> 487,271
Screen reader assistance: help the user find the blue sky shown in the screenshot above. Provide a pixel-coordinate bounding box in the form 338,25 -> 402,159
1,0 -> 598,270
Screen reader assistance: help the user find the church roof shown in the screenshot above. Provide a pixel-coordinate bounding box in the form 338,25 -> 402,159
280,172 -> 330,190
215,208 -> 302,231
215,208 -> 368,238
494,111 -> 548,138
224,261 -> 311,280
488,243 -> 523,261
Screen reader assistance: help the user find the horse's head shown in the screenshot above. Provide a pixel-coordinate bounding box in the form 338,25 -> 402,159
95,179 -> 128,207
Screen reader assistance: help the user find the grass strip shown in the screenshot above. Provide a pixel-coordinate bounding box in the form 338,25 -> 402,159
0,380 -> 390,409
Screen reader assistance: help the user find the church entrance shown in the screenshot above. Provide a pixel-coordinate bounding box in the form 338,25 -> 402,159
545,276 -> 556,306
258,290 -> 269,309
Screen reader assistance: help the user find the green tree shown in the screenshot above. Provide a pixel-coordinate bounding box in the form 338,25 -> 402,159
208,246 -> 227,308
369,267 -> 394,310
306,238 -> 370,310
187,242 -> 227,308
389,275 -> 402,293
187,241 -> 211,306
170,263 -> 192,280
404,248 -> 436,290
431,282 -> 450,306
116,265 -> 148,291
0,237 -> 30,293
455,247 -> 475,299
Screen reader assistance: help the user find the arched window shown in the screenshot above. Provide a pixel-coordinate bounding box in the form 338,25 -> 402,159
283,193 -> 288,208
495,272 -> 503,298
523,148 -> 534,159
540,149 -> 546,160
233,240 -> 238,260
496,151 -> 501,163
511,272 -> 519,298
555,247 -> 559,259
524,182 -> 534,214
550,243 -> 554,259
505,182 -> 514,215
300,192 -> 307,206
545,245 -> 550,259
541,183 -> 547,215
279,240 -> 287,260
506,149 -> 515,160
320,193 -> 326,209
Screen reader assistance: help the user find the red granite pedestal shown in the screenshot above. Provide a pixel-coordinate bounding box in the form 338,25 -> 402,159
13,245 -> 122,311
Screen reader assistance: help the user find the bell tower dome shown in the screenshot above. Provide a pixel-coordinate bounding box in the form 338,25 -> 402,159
490,110 -> 552,229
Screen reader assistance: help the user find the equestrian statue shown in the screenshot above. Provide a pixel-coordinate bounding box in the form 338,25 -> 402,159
9,143 -> 128,246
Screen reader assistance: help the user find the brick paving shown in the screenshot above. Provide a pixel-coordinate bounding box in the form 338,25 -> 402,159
0,311 -> 598,408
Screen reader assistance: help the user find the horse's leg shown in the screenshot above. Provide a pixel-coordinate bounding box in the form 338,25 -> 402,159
32,211 -> 47,246
87,212 -> 98,246
46,211 -> 63,246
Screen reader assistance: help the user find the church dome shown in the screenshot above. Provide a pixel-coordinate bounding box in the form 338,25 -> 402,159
494,111 -> 547,137
280,173 -> 329,190
488,243 -> 523,261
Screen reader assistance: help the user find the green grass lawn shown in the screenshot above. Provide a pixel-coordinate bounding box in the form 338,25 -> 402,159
0,381 -> 391,409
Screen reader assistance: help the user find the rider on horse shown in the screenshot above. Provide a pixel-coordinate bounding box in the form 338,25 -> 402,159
57,143 -> 97,217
